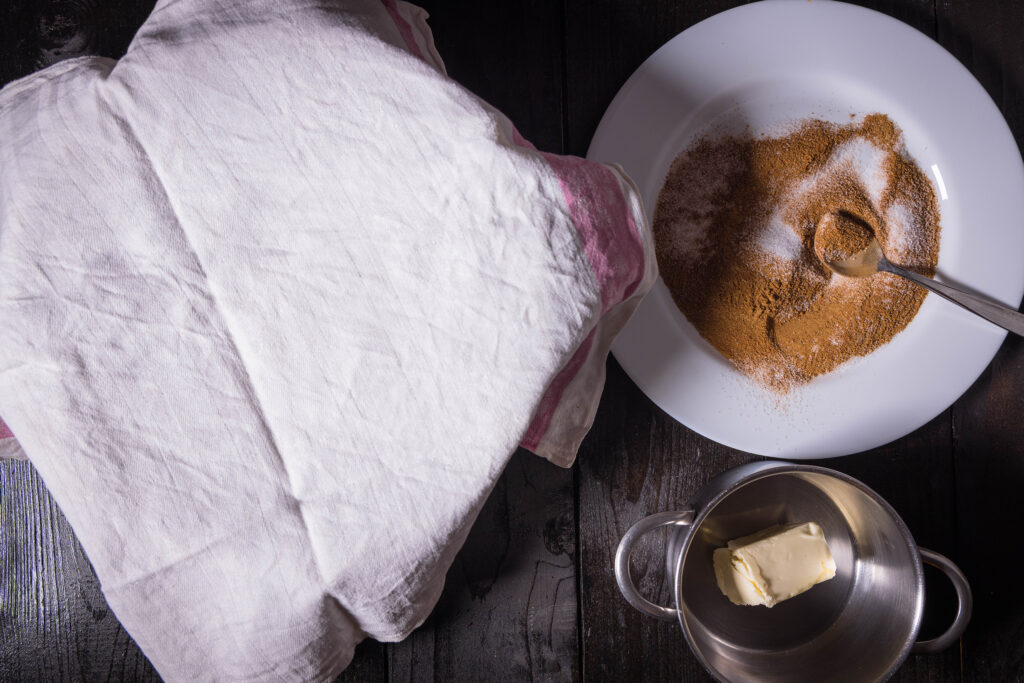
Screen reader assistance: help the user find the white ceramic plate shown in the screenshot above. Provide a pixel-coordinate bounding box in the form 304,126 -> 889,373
592,0 -> 1024,458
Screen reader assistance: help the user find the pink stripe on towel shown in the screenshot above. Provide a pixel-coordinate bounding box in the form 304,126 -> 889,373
513,129 -> 647,452
0,417 -> 12,440
540,155 -> 646,312
511,129 -> 646,311
521,327 -> 598,452
380,0 -> 426,61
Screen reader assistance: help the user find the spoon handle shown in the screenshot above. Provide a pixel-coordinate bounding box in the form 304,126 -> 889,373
879,259 -> 1024,336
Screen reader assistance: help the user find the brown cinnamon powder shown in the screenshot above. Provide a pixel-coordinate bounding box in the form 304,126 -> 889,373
815,212 -> 874,264
654,114 -> 941,393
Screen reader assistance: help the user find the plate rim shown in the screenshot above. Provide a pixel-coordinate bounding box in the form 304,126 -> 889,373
589,0 -> 1024,457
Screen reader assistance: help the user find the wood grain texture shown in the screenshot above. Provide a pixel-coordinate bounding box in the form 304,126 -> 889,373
949,337 -> 1024,682
937,1 -> 1024,679
418,0 -> 565,153
0,0 -> 156,85
0,460 -> 159,682
576,360 -> 755,682
563,0 -> 751,157
4,0 -> 1024,681
388,451 -> 577,682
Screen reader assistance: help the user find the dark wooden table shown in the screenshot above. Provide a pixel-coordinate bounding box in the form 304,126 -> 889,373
2,1 -> 1022,681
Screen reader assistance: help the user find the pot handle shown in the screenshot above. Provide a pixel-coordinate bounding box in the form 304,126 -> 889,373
911,547 -> 973,654
614,510 -> 695,621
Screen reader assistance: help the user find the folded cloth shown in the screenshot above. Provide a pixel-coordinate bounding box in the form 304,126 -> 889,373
0,0 -> 655,679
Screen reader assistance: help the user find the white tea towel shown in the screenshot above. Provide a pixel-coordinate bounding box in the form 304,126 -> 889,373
0,0 -> 656,679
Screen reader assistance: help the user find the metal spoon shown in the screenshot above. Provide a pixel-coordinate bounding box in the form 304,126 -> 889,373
816,220 -> 1024,336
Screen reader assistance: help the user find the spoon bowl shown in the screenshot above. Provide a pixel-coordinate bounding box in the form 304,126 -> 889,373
824,239 -> 884,278
815,213 -> 1024,336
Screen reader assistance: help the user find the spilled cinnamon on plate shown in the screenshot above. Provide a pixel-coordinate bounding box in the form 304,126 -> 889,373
654,114 -> 941,393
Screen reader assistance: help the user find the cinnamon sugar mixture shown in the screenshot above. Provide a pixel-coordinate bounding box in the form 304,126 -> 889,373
654,114 -> 941,392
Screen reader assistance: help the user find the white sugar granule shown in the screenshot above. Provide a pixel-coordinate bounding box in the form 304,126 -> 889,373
830,137 -> 889,205
788,136 -> 889,208
883,202 -> 925,264
755,212 -> 803,262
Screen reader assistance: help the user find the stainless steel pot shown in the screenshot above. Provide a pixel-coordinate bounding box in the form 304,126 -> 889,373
615,461 -> 971,682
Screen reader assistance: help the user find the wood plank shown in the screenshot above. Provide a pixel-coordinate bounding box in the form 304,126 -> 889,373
577,359 -> 754,682
936,1 -> 1024,679
0,0 -> 156,85
387,450 -> 578,682
564,0 -> 752,158
418,0 -> 565,153
948,339 -> 1024,682
1,460 -> 159,681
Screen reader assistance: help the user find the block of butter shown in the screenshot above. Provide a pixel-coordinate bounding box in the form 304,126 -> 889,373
713,522 -> 837,607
